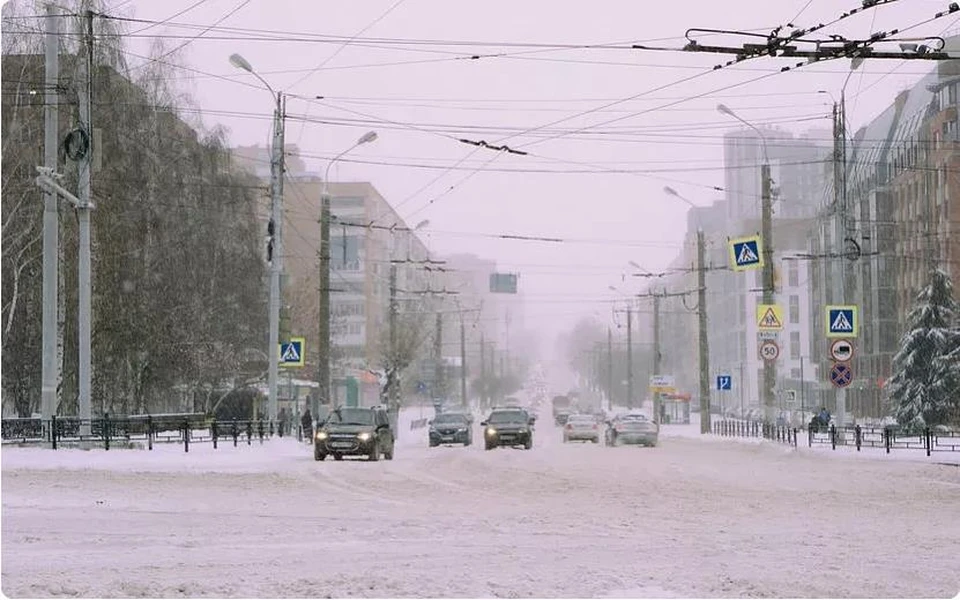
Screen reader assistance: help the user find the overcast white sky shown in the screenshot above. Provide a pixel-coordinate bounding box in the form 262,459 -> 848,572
105,0 -> 958,348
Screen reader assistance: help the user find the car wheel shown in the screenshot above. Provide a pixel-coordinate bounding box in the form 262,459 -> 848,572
429,441 -> 439,448
612,433 -> 620,447
464,435 -> 471,447
333,453 -> 343,461
314,447 -> 326,461
485,442 -> 496,451
368,441 -> 380,461
591,437 -> 598,444
524,438 -> 533,450
384,444 -> 394,460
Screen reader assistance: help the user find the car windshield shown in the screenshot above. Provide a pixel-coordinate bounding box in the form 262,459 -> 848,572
488,411 -> 527,424
620,414 -> 648,422
433,414 -> 467,425
569,415 -> 595,423
327,408 -> 374,426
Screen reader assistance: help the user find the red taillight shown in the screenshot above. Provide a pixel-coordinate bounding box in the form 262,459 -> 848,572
566,424 -> 573,430
592,424 -> 598,429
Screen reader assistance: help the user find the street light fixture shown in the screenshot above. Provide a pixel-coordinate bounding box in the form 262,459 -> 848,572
716,103 -> 769,164
317,130 -> 379,419
229,51 -> 285,424
663,185 -> 698,209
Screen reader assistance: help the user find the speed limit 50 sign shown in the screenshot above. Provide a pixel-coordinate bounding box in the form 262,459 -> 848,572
759,340 -> 780,362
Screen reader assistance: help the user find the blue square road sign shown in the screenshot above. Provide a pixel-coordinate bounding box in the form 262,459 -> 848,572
716,375 -> 732,391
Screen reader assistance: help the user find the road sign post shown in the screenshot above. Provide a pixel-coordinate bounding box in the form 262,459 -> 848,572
759,340 -> 780,362
729,235 -> 763,271
279,337 -> 305,368
826,305 -> 858,338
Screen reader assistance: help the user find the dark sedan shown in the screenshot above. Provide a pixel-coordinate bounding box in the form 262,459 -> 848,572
429,412 -> 473,447
482,409 -> 535,450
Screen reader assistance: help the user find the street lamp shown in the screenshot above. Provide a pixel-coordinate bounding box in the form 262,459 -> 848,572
609,286 -> 634,409
317,131 -> 379,418
718,103 -> 777,423
663,186 -> 698,209
230,52 -> 285,423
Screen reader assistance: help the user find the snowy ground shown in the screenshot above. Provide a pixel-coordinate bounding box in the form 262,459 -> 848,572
2,410 -> 959,598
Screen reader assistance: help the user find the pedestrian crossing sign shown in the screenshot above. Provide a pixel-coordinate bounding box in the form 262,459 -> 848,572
728,235 -> 763,271
756,304 -> 784,331
826,306 -> 858,338
279,337 -> 305,367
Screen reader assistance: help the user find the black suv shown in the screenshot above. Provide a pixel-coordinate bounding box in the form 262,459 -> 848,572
314,406 -> 394,461
428,412 -> 473,447
481,408 -> 535,450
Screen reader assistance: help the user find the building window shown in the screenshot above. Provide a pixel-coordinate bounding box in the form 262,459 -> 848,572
791,368 -> 801,379
331,235 -> 360,270
789,295 -> 800,324
790,331 -> 801,360
788,260 -> 799,287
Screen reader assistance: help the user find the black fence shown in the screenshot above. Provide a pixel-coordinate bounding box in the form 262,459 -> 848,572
1,414 -> 308,452
712,419 -> 960,456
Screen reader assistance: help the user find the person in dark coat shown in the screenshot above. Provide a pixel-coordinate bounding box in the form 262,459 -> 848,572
301,408 -> 313,440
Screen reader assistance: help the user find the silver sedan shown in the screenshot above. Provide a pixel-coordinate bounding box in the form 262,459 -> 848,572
562,414 -> 602,443
605,412 -> 659,447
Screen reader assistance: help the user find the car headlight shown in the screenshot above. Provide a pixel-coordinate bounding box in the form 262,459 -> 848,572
457,428 -> 467,433
316,431 -> 328,440
485,428 -> 497,436
357,432 -> 372,441
518,428 -> 528,434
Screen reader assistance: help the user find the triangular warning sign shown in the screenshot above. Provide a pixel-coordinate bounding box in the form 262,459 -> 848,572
831,311 -> 853,332
281,344 -> 300,362
759,307 -> 782,329
737,242 -> 759,265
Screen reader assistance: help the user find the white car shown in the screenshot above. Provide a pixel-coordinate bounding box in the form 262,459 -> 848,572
605,412 -> 659,447
563,414 -> 601,443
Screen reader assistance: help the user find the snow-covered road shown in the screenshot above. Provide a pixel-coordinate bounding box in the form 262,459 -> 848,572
3,417 -> 959,598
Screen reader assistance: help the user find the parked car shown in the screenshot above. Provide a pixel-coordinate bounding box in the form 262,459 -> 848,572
605,412 -> 659,447
482,408 -> 535,450
563,413 -> 601,443
314,406 -> 394,461
429,412 -> 473,447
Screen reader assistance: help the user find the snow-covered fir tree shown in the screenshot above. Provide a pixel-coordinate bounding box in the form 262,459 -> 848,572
887,269 -> 960,431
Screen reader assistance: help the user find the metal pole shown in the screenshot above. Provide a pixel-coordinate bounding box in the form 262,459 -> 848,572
626,306 -> 633,410
435,312 -> 443,400
389,263 -> 399,412
41,4 -> 60,429
460,313 -> 467,408
653,291 -> 662,424
316,187 -> 330,418
480,332 -> 486,410
761,162 -> 777,423
77,9 -> 94,435
739,361 -> 744,418
698,229 -> 711,434
800,355 -> 806,422
835,94 -> 848,427
607,326 -> 613,412
267,91 -> 285,423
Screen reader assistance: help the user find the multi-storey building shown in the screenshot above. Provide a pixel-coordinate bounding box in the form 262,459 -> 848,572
813,53 -> 960,419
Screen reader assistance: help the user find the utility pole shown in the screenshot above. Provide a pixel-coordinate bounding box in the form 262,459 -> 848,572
833,97 -> 848,427
460,313 -> 467,408
77,9 -> 94,435
316,187 -> 329,419
267,90 -> 286,423
652,290 -> 662,424
434,312 -> 444,400
479,332 -> 486,410
607,326 -> 613,412
41,4 -> 60,435
388,263 -> 399,415
761,162 -> 777,423
626,305 -> 633,410
698,229 -> 711,434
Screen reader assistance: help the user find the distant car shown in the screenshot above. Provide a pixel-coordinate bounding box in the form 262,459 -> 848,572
605,412 -> 658,447
554,411 -> 571,426
482,408 -> 535,450
314,406 -> 395,461
429,412 -> 473,447
563,413 -> 601,443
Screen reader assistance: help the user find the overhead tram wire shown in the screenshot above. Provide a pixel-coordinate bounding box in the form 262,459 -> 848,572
392,1 -> 911,218
125,0 -> 253,76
